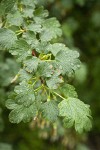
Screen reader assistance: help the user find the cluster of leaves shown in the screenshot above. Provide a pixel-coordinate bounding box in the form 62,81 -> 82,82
0,0 -> 92,133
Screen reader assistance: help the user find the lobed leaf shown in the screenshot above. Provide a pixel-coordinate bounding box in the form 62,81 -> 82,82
40,18 -> 62,41
22,6 -> 34,18
58,97 -> 92,133
6,11 -> 23,26
34,7 -> 49,24
9,39 -> 32,62
0,28 -> 17,49
18,69 -> 32,81
36,62 -> 53,77
21,0 -> 37,7
9,103 -> 37,123
46,70 -> 63,89
47,43 -> 67,56
22,31 -> 39,47
14,81 -> 35,106
6,81 -> 38,123
26,23 -> 42,33
41,101 -> 59,122
24,57 -> 39,73
55,49 -> 81,75
58,84 -> 78,98
0,0 -> 16,16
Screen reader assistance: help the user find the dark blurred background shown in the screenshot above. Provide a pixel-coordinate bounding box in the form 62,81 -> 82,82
0,0 -> 100,149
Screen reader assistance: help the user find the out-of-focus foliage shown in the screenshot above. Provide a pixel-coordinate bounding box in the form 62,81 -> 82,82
0,0 -> 100,150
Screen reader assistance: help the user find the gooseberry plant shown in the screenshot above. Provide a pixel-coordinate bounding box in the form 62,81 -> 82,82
0,0 -> 92,133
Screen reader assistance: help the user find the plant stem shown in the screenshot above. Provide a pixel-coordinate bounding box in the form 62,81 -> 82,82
44,85 -> 66,100
34,85 -> 43,92
53,91 -> 66,100
32,80 -> 37,87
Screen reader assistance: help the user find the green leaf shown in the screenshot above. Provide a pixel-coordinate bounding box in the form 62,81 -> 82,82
40,18 -> 62,41
6,11 -> 23,26
58,84 -> 78,98
58,97 -> 92,133
0,28 -> 17,49
35,42 -> 49,53
34,7 -> 49,24
34,6 -> 49,18
55,49 -> 81,75
24,57 -> 39,73
63,117 -> 74,128
26,23 -> 42,33
22,6 -> 34,18
18,69 -> 32,80
22,31 -> 39,47
9,39 -> 32,62
0,0 -> 16,16
6,99 -> 18,110
6,89 -> 38,123
46,70 -> 63,89
9,103 -> 37,123
36,62 -> 53,77
47,43 -> 67,56
41,101 -> 59,122
21,0 -> 37,7
46,76 -> 63,89
14,81 -> 35,106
